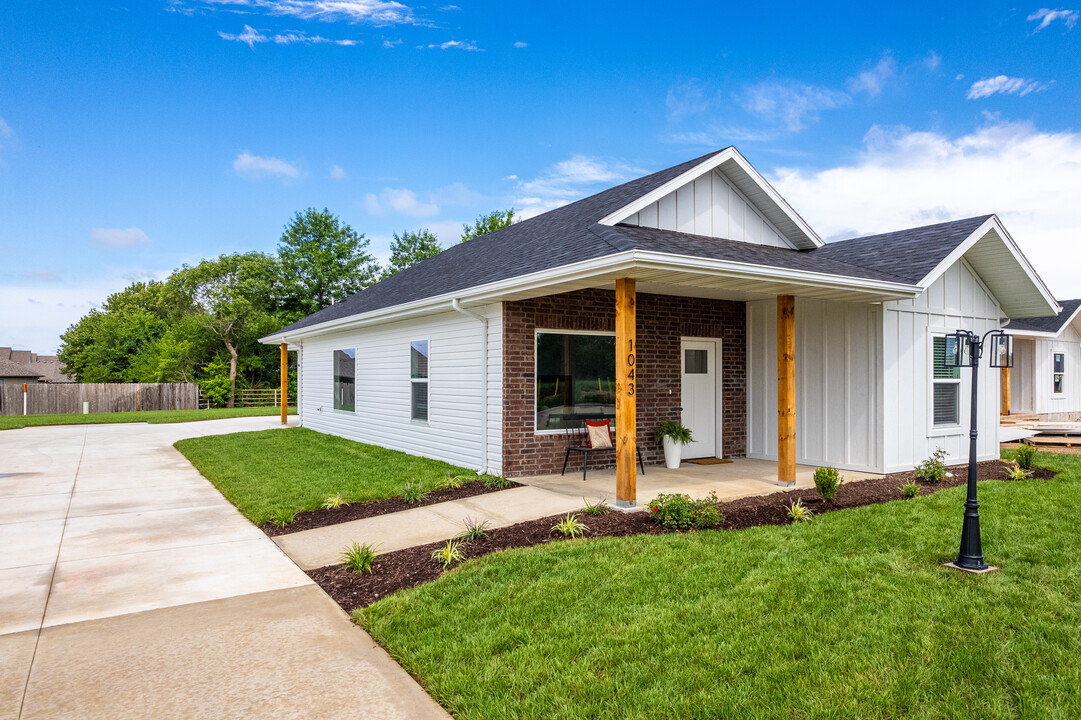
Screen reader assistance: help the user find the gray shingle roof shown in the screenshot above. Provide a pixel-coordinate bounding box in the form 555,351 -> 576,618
1006,298 -> 1081,334
270,153 -> 996,338
0,358 -> 43,379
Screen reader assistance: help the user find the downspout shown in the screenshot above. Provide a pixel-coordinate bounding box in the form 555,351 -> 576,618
451,298 -> 490,475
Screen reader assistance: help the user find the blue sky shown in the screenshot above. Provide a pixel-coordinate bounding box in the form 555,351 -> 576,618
2,1 -> 1080,352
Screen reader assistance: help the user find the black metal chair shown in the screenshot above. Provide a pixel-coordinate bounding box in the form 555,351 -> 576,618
560,413 -> 646,481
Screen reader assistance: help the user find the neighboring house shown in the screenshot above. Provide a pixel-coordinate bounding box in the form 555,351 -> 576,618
1004,299 -> 1081,420
261,147 -> 1057,505
0,347 -> 71,384
0,358 -> 44,386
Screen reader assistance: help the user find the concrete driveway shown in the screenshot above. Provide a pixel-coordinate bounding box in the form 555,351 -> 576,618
0,416 -> 449,720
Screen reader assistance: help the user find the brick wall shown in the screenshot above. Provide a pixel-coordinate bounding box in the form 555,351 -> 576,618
501,288 -> 746,478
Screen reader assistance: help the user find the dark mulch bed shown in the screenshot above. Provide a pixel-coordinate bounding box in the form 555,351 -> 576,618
310,460 -> 1056,613
261,479 -> 522,537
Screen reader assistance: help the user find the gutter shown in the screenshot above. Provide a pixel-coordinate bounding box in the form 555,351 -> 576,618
451,298 -> 490,476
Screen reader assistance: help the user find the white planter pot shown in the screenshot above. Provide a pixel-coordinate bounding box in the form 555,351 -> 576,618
662,436 -> 682,469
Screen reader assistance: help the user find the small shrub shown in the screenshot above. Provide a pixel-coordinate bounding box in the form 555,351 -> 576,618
455,516 -> 491,541
441,473 -> 469,490
269,507 -> 295,527
1006,465 -> 1034,481
340,541 -> 377,574
322,492 -> 349,510
402,480 -> 428,504
1015,443 -> 1037,470
552,513 -> 590,538
484,475 -> 513,489
899,480 -> 920,499
915,447 -> 950,483
813,466 -> 844,502
787,498 -> 814,523
648,492 -> 722,530
581,496 -> 610,516
431,540 -> 464,569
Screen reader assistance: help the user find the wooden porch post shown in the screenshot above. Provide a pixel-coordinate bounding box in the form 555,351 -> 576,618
1001,366 -> 1011,416
777,295 -> 796,487
280,342 -> 288,425
615,278 -> 637,507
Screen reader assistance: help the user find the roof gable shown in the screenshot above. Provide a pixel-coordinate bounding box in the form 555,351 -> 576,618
1007,298 -> 1081,335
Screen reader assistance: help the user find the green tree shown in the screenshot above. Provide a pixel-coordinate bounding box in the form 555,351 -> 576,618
277,208 -> 381,316
382,228 -> 442,278
171,253 -> 280,407
460,208 -> 515,242
58,281 -> 187,382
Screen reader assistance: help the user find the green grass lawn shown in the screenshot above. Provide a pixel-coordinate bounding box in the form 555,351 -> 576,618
359,450 -> 1081,719
175,426 -> 484,524
0,405 -> 295,430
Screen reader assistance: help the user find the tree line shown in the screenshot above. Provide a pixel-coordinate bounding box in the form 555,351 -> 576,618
58,208 -> 514,406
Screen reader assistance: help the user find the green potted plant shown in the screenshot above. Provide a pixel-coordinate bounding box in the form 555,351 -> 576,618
655,419 -> 694,469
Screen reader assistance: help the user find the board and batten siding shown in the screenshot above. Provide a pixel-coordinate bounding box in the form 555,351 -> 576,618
295,304 -> 503,475
620,169 -> 794,248
746,298 -> 882,472
882,261 -> 1002,472
1009,328 -> 1081,415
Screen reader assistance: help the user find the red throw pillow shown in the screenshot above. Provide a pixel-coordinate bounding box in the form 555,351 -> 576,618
584,419 -> 613,449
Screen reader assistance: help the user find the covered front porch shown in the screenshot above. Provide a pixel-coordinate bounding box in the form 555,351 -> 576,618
517,457 -> 883,507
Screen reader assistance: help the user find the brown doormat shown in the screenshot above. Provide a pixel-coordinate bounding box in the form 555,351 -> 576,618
686,457 -> 734,465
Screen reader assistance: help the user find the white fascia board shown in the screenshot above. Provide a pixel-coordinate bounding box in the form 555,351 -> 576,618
916,215 -> 1061,318
595,147 -> 823,249
260,250 -> 920,344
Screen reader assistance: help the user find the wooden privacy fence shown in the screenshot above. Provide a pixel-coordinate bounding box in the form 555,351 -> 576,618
0,383 -> 199,416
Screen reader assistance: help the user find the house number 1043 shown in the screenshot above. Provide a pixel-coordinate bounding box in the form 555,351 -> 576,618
626,339 -> 635,396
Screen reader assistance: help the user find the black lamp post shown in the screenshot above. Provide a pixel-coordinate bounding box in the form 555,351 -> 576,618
944,329 -> 1013,571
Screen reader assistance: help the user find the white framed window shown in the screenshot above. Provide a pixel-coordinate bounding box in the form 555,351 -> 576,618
333,348 -> 355,412
534,329 -> 616,433
1053,351 -> 1066,395
410,340 -> 429,422
932,334 -> 961,427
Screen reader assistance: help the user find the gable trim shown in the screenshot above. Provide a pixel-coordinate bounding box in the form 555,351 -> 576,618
596,147 -> 822,249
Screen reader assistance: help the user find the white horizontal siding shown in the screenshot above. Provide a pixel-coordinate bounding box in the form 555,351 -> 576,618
883,263 -> 1001,472
746,298 -> 882,472
1011,330 -> 1081,415
297,304 -> 502,476
624,170 -> 792,248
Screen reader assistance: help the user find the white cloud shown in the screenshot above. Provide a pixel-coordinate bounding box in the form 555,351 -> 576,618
768,120 -> 1081,298
233,151 -> 301,179
218,23 -> 357,46
740,80 -> 849,132
513,41 -> 527,48
363,188 -> 439,217
0,115 -> 11,160
846,56 -> 897,97
90,227 -> 152,249
200,0 -> 421,25
923,51 -> 942,71
330,164 -> 346,179
382,38 -> 402,47
514,155 -> 644,219
1027,7 -> 1079,32
966,75 -> 1051,99
420,39 -> 480,51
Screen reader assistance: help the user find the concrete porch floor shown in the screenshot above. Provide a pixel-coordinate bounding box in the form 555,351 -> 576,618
516,458 -> 883,508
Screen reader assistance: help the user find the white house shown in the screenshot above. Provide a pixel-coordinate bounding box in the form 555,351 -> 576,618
261,147 -> 1058,506
1005,299 -> 1081,420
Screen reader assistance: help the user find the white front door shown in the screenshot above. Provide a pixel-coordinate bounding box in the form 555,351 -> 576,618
680,339 -> 718,459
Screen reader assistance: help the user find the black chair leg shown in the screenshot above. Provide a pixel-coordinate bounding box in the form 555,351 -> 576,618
561,449 -> 571,477
582,452 -> 588,481
637,447 -> 645,475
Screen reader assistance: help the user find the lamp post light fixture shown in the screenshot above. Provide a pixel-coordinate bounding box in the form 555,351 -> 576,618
944,329 -> 1013,571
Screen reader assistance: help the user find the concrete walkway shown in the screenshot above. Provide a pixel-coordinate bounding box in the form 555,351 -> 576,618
275,485 -> 586,570
0,417 -> 449,720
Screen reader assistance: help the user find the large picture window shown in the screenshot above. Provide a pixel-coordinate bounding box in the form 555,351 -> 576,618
535,332 -> 615,430
1053,352 -> 1065,395
410,340 -> 429,422
333,349 -> 355,412
932,335 -> 960,426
